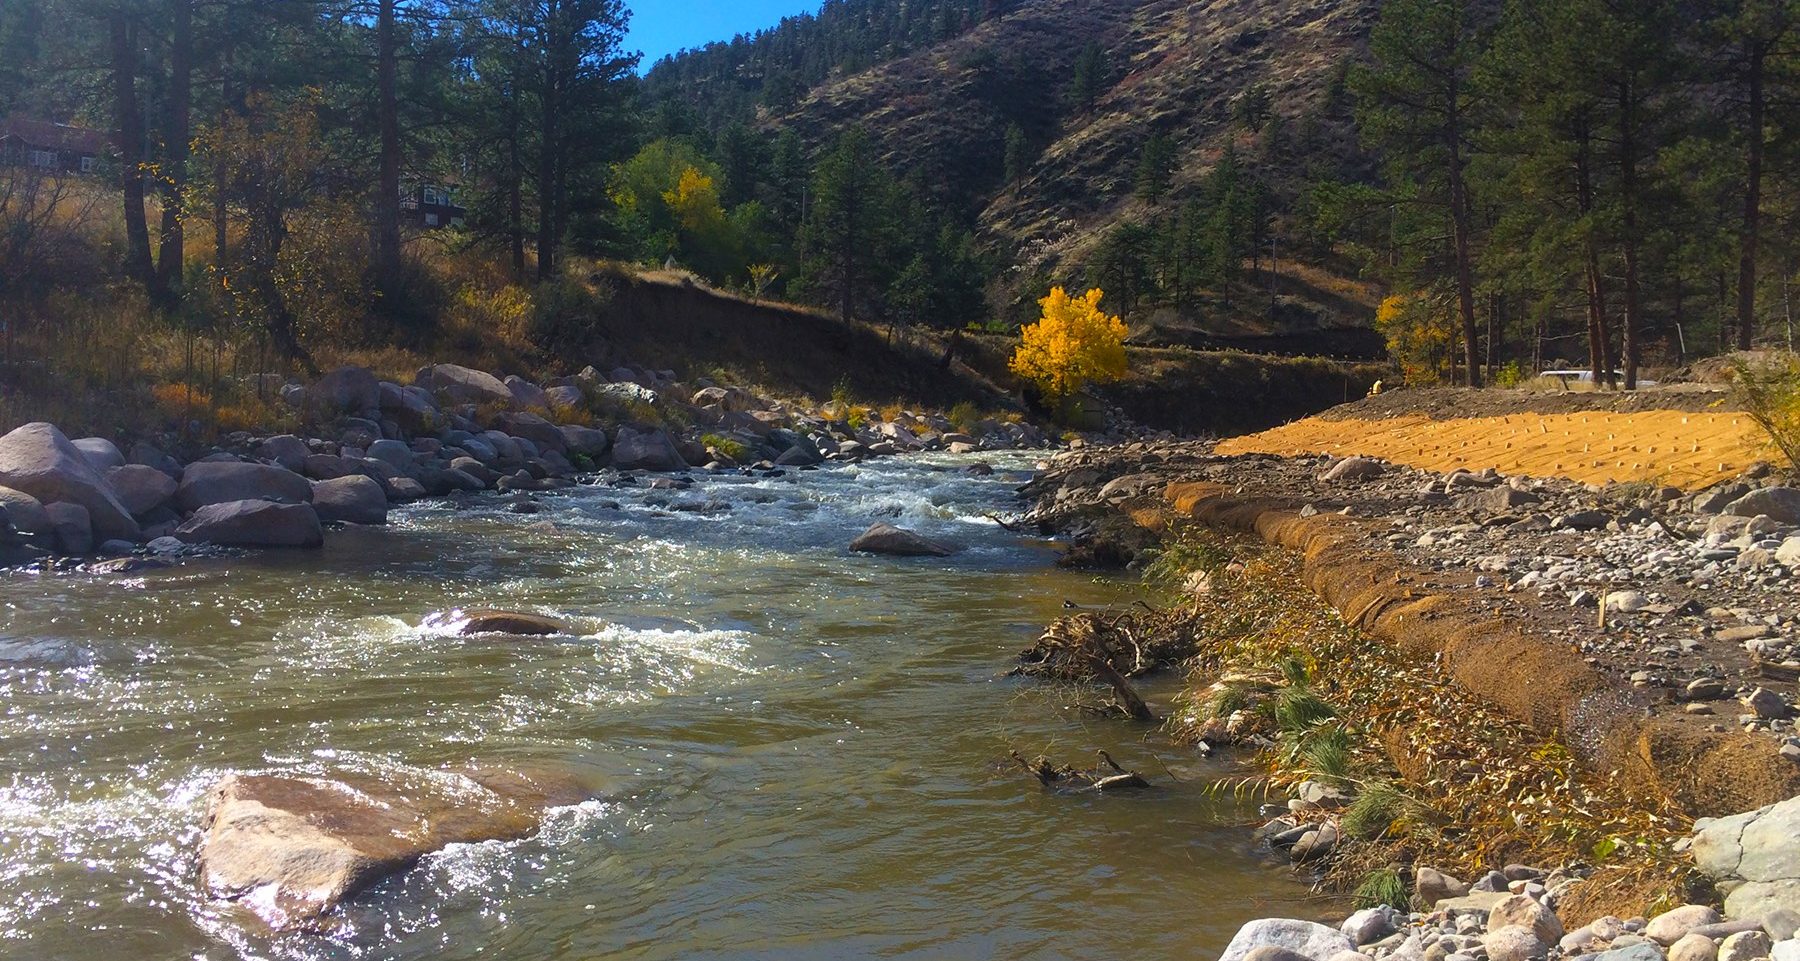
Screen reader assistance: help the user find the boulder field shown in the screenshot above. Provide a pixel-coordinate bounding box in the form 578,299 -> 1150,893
0,361 -> 1047,560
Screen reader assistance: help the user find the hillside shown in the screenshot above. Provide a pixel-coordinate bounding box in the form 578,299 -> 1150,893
648,0 -> 1384,338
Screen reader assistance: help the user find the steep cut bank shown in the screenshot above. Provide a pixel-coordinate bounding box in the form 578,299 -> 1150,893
584,272 -> 1011,407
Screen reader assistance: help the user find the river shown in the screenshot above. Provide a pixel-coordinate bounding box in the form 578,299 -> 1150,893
0,453 -> 1321,960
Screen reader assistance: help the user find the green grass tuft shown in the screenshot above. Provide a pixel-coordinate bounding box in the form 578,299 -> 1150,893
1354,867 -> 1409,910
1342,781 -> 1406,840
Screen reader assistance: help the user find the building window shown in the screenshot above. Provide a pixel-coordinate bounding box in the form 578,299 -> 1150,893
27,149 -> 57,168
79,155 -> 95,173
422,185 -> 447,207
425,212 -> 439,227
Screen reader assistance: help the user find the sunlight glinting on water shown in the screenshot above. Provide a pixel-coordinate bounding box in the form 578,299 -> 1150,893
0,454 -> 1324,960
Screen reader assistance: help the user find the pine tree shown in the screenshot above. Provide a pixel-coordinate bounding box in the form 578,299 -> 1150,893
1354,0 -> 1491,386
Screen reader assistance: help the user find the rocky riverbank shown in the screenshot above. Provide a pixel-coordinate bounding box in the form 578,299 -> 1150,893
0,360 -> 1052,566
1023,440 -> 1800,754
1012,430 -> 1800,961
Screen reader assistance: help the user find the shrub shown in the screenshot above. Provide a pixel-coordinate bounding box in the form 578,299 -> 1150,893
1732,354 -> 1800,469
1493,359 -> 1527,388
527,274 -> 613,354
1375,289 -> 1454,385
948,401 -> 981,433
701,432 -> 750,461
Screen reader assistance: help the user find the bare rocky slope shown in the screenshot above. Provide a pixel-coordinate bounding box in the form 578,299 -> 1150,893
766,0 -> 1382,327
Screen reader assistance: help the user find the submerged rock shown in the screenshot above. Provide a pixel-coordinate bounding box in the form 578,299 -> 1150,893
425,608 -> 567,636
849,522 -> 956,557
198,767 -> 591,929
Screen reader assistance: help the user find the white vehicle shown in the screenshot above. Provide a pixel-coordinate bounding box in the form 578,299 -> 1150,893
1536,369 -> 1659,388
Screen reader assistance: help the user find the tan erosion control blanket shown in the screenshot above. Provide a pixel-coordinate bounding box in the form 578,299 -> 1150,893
1162,480 -> 1800,819
1218,410 -> 1766,490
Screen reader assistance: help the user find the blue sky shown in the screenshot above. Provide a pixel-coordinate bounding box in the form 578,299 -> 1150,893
630,0 -> 819,66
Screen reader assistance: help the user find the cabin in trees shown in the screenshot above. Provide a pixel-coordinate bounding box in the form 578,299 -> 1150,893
402,183 -> 465,230
0,117 -> 110,174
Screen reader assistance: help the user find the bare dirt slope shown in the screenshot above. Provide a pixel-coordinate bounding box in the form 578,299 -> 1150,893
1219,388 -> 1765,489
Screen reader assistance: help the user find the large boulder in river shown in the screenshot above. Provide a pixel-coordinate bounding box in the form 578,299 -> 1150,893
378,382 -> 441,434
45,501 -> 93,554
611,426 -> 688,472
308,366 -> 380,416
558,425 -> 609,459
257,434 -> 310,472
106,464 -> 178,517
128,441 -> 184,478
311,476 -> 388,525
0,486 -> 49,535
504,375 -> 547,410
177,500 -> 324,548
176,461 -> 313,512
72,437 -> 125,471
198,768 -> 591,929
495,411 -> 567,454
424,608 -> 567,636
0,423 -> 140,542
418,363 -> 513,406
849,522 -> 955,557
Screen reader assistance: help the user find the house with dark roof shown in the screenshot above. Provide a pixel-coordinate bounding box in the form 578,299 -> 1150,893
401,183 -> 466,230
0,117 -> 112,174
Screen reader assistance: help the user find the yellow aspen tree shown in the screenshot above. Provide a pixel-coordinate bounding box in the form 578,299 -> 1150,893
1009,286 -> 1129,402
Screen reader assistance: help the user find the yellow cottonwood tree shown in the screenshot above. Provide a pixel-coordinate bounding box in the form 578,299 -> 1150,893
1009,286 -> 1129,402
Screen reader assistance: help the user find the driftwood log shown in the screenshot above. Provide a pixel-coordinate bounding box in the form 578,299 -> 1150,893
1010,750 -> 1151,793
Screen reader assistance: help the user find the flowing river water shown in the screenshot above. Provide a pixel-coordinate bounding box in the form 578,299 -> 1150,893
0,454 -> 1322,960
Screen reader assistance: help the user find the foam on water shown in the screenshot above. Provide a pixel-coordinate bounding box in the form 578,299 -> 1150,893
0,452 -> 1327,960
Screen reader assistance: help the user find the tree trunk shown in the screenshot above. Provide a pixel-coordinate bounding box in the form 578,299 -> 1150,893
110,12 -> 156,294
506,73 -> 525,279
374,0 -> 404,302
1577,137 -> 1613,386
535,3 -> 561,283
1447,78 -> 1481,387
155,0 -> 192,305
1619,80 -> 1641,390
1737,47 -> 1765,351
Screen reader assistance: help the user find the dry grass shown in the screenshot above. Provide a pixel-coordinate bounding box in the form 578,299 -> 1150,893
1156,525 -> 1691,913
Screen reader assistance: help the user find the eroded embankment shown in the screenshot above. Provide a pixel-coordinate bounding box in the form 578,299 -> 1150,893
1021,438 -> 1800,822
1155,480 -> 1799,819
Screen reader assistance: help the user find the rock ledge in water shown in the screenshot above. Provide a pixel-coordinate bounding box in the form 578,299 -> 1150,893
849,522 -> 955,557
199,768 -> 590,930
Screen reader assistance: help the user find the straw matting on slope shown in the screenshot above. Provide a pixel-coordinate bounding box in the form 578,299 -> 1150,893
1217,410 -> 1766,490
1161,480 -> 1800,818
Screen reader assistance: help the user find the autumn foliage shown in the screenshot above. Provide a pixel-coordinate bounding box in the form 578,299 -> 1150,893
1009,286 -> 1129,402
